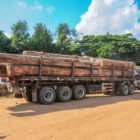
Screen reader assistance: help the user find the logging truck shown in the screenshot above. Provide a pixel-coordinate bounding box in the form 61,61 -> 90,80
0,51 -> 136,104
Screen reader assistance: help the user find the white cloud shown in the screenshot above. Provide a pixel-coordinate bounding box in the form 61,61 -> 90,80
32,2 -> 43,11
47,6 -> 55,14
17,1 -> 26,8
76,0 -> 140,38
53,39 -> 57,43
5,32 -> 11,38
36,5 -> 43,11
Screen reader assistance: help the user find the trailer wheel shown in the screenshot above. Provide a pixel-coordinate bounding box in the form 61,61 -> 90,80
13,92 -> 23,98
22,87 -> 32,102
129,84 -> 135,95
39,87 -> 56,104
72,85 -> 86,100
57,86 -> 72,102
120,84 -> 129,96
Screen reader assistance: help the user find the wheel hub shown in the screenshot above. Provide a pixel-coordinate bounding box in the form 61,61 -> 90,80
78,89 -> 85,97
63,91 -> 70,99
44,91 -> 53,102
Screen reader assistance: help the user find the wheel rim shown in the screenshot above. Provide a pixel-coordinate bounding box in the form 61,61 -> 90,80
44,91 -> 53,102
130,85 -> 134,93
124,85 -> 128,95
62,90 -> 70,99
78,89 -> 85,97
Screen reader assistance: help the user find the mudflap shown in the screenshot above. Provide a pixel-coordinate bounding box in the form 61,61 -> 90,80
32,85 -> 38,103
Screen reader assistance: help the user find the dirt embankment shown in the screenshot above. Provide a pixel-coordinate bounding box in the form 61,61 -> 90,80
0,92 -> 140,140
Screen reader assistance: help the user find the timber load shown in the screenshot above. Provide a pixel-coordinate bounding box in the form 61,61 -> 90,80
0,51 -> 135,78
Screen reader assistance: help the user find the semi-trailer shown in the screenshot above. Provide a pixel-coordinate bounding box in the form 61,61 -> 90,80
0,51 -> 135,104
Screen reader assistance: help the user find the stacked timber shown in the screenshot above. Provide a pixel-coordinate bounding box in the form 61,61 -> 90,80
23,50 -> 89,60
0,52 -> 135,78
23,51 -> 135,69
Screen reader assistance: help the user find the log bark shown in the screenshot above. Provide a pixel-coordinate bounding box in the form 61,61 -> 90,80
0,53 -> 135,70
0,52 -> 135,78
23,50 -> 89,60
0,64 -> 9,77
23,51 -> 135,69
0,64 -> 133,78
0,53 -> 91,68
93,58 -> 135,69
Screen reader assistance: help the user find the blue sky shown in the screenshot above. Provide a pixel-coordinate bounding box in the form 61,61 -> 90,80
0,0 -> 91,36
0,0 -> 140,38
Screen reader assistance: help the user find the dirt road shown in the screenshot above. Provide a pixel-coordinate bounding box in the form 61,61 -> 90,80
0,92 -> 140,140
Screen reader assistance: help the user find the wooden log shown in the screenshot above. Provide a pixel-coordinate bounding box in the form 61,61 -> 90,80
93,58 -> 135,69
92,69 -> 132,77
23,50 -> 89,60
0,53 -> 135,71
23,51 -> 135,69
7,64 -> 71,77
0,53 -> 92,68
0,64 -> 133,78
7,65 -> 91,77
0,53 -> 105,69
0,64 -> 9,77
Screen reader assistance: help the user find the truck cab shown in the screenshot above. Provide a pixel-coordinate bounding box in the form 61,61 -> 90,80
135,69 -> 140,89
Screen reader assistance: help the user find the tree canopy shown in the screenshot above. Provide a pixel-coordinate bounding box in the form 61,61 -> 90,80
0,20 -> 140,63
73,33 -> 140,62
27,23 -> 54,52
11,20 -> 29,53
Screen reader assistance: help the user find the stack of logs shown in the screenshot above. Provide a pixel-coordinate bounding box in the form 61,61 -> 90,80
0,51 -> 135,78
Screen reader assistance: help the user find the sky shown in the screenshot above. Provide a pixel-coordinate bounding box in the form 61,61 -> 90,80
0,0 -> 140,38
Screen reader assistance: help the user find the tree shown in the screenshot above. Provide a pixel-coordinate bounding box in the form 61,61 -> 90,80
57,24 -> 70,43
73,33 -> 140,62
72,35 -> 99,56
56,23 -> 71,54
0,31 -> 9,53
71,29 -> 79,41
11,20 -> 29,53
0,31 -> 16,53
96,33 -> 140,61
28,23 -> 54,52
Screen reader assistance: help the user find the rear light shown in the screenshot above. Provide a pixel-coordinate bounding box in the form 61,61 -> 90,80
102,77 -> 105,81
12,81 -> 16,84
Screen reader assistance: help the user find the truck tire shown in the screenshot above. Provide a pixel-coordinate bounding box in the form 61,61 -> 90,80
120,84 -> 129,96
39,87 -> 56,104
57,86 -> 72,102
72,85 -> 86,100
13,92 -> 23,98
22,87 -> 32,102
129,84 -> 135,95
